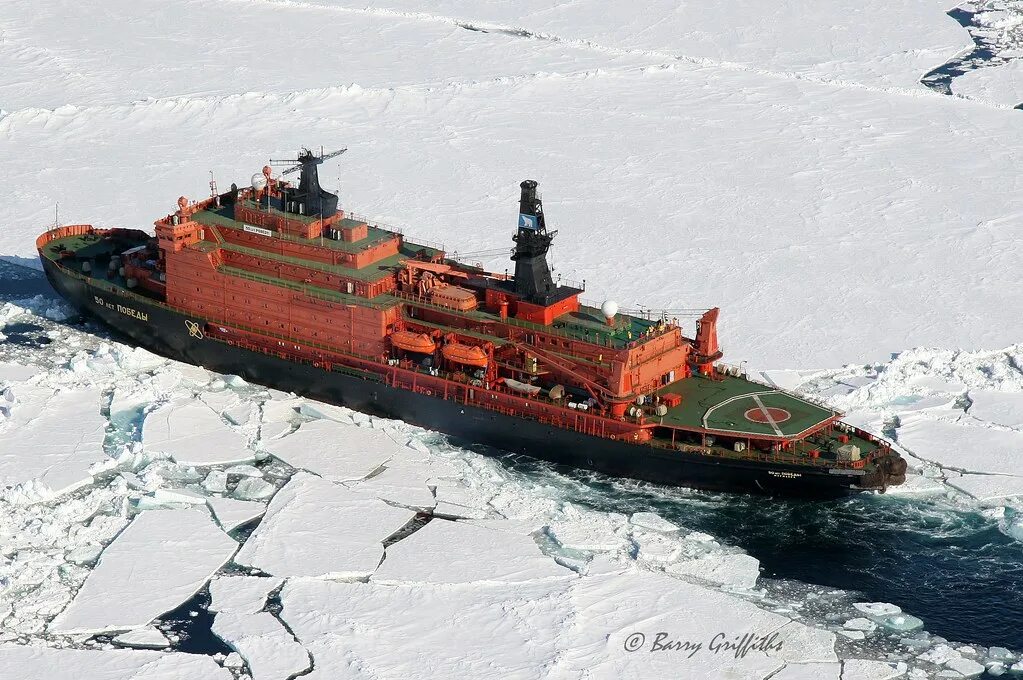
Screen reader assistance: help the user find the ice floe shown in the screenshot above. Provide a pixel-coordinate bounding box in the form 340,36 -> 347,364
142,398 -> 253,466
111,626 -> 170,650
49,508 -> 237,634
0,388 -> 110,497
0,644 -> 232,680
373,518 -> 571,584
207,497 -> 267,532
209,575 -> 283,615
212,611 -> 310,680
234,472 -> 415,578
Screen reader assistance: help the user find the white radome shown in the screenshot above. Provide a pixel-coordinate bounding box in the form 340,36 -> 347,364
251,173 -> 268,191
600,300 -> 619,321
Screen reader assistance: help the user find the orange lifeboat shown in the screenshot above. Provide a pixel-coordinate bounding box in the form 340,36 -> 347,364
441,342 -> 488,368
390,331 -> 435,354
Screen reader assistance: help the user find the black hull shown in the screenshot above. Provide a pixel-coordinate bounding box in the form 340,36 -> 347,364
43,261 -> 870,499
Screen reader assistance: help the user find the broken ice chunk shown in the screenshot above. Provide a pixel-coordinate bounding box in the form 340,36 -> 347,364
629,511 -> 679,533
212,611 -> 310,680
372,519 -> 570,585
142,398 -> 253,466
111,626 -> 170,650
262,419 -> 399,481
207,497 -> 266,532
209,575 -> 284,615
48,508 -> 237,635
233,478 -> 276,501
234,473 -> 415,579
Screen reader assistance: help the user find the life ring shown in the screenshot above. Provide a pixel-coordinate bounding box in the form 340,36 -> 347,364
425,389 -> 432,396
610,435 -> 617,441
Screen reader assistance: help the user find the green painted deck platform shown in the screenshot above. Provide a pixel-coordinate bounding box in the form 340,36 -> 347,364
656,373 -> 838,439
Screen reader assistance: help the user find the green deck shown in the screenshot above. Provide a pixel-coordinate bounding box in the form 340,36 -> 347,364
656,373 -> 838,438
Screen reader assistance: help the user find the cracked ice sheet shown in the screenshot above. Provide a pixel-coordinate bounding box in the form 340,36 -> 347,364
209,575 -> 284,615
7,69 -> 1023,369
142,397 -> 254,466
373,518 -> 571,584
212,612 -> 311,680
49,508 -> 237,635
0,645 -> 232,680
898,414 -> 1023,494
277,0 -> 965,89
261,418 -> 398,482
234,472 -> 416,578
0,0 -> 658,112
954,60 -> 1023,107
0,388 -> 110,497
281,566 -> 835,680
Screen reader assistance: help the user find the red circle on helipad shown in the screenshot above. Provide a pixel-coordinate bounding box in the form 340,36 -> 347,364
744,407 -> 791,424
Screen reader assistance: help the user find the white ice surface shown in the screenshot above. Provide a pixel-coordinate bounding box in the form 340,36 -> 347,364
0,388 -> 109,497
212,611 -> 311,680
142,398 -> 254,466
234,472 -> 415,578
49,508 -> 237,634
207,497 -> 267,532
282,565 -> 835,680
373,518 -> 570,584
111,626 -> 171,650
261,419 -> 396,481
209,575 -> 283,615
0,645 -> 231,680
954,60 -> 1023,107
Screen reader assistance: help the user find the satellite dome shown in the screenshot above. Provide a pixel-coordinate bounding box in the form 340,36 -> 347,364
600,300 -> 618,323
251,173 -> 268,192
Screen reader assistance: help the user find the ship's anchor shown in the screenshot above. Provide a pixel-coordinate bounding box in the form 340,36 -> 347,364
184,319 -> 204,340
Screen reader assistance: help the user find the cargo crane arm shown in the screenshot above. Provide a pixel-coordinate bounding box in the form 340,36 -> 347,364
508,341 -> 618,404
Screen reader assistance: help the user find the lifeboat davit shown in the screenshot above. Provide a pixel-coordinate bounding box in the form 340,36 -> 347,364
441,342 -> 488,368
390,331 -> 435,354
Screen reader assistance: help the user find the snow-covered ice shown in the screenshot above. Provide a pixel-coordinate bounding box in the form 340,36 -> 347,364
142,398 -> 253,466
212,611 -> 311,680
0,388 -> 109,497
261,418 -> 396,481
234,472 -> 416,578
111,626 -> 170,650
373,518 -> 571,584
207,497 -> 267,532
0,644 -> 231,680
209,575 -> 283,615
48,508 -> 237,634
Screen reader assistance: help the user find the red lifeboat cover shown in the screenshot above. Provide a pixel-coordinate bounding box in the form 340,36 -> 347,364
390,331 -> 435,354
441,342 -> 488,368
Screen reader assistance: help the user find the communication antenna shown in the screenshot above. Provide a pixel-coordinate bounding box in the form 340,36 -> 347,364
54,202 -> 59,229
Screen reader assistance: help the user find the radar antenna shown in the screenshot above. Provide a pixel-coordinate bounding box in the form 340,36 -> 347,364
271,147 -> 348,176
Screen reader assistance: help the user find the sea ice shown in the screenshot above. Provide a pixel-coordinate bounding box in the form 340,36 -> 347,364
207,497 -> 267,532
48,508 -> 237,634
629,511 -> 679,533
842,659 -> 908,680
771,662 -> 841,680
111,626 -> 170,650
0,362 -> 38,382
234,473 -> 415,578
0,645 -> 232,680
142,398 -> 253,466
262,418 -> 401,481
373,518 -> 571,584
209,575 -> 283,615
0,388 -> 109,497
212,611 -> 311,680
232,478 -> 276,501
